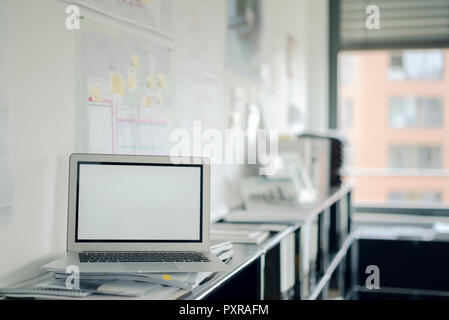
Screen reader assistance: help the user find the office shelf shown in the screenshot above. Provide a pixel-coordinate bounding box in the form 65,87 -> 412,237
180,183 -> 355,300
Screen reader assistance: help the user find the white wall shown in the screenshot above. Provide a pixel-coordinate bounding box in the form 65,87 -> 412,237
304,0 -> 329,131
0,0 -> 76,286
260,0 -> 329,132
0,0 -> 329,285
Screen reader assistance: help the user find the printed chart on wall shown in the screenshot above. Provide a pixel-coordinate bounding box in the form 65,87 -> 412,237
172,0 -> 226,132
0,6 -> 12,216
68,0 -> 172,35
77,21 -> 172,155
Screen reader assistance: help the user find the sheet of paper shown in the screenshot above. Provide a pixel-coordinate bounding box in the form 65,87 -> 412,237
212,222 -> 288,232
54,271 -> 200,290
131,54 -> 140,68
128,72 -> 137,89
172,0 -> 226,132
78,23 -> 172,155
87,100 -> 114,153
97,280 -> 159,297
144,285 -> 180,300
224,208 -> 309,224
67,0 -> 171,35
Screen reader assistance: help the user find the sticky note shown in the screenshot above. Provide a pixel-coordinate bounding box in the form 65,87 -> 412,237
147,75 -> 156,89
89,85 -> 102,102
131,54 -> 140,68
128,73 -> 137,89
157,74 -> 166,87
162,274 -> 172,281
110,73 -> 120,95
156,92 -> 162,104
119,75 -> 126,97
144,96 -> 151,107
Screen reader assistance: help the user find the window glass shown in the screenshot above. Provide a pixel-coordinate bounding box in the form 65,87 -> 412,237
339,49 -> 448,206
388,50 -> 443,81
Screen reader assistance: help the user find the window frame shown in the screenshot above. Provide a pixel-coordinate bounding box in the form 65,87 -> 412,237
328,0 -> 449,216
388,144 -> 443,170
387,50 -> 445,81
388,96 -> 444,129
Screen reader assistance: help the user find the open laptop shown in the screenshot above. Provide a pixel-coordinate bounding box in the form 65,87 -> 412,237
42,153 -> 230,273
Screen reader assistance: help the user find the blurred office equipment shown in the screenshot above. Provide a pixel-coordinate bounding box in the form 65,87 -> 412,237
277,134 -> 329,205
241,132 -> 344,211
279,131 -> 345,189
239,176 -> 300,210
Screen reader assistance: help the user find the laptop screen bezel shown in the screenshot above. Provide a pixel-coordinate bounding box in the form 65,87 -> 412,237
67,154 -> 210,252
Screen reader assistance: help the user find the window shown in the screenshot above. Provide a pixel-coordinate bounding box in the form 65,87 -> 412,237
388,191 -> 442,204
339,99 -> 353,128
338,49 -> 449,206
388,50 -> 444,81
339,54 -> 355,84
389,97 -> 443,128
390,52 -> 403,69
334,0 -> 449,209
388,145 -> 442,170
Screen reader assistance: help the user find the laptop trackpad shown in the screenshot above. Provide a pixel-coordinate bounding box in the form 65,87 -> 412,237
122,263 -> 178,272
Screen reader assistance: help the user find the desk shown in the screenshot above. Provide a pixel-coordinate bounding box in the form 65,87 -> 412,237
6,184 -> 354,300
186,243 -> 264,300
180,183 -> 355,300
351,215 -> 449,300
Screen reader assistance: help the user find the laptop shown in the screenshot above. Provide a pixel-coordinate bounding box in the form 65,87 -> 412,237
42,153 -> 230,273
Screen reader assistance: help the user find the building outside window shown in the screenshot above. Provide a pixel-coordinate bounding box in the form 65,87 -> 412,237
339,49 -> 449,206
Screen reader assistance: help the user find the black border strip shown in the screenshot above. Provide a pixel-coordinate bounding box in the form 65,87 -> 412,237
75,161 -> 203,243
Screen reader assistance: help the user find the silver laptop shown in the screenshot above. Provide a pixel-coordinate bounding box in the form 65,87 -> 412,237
42,153 -> 230,273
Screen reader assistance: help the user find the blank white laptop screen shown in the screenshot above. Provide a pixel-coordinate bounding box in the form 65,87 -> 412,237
76,163 -> 202,242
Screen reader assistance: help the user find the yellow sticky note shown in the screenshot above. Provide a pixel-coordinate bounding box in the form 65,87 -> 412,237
119,75 -> 126,97
128,73 -> 137,89
157,74 -> 166,87
89,85 -> 102,102
147,75 -> 155,89
131,54 -> 140,68
162,274 -> 172,281
156,92 -> 162,104
110,73 -> 120,95
144,96 -> 151,107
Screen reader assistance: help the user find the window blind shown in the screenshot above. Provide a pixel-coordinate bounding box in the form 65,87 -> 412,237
339,0 -> 449,50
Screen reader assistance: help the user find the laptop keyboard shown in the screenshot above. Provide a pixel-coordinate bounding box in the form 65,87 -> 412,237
79,252 -> 210,263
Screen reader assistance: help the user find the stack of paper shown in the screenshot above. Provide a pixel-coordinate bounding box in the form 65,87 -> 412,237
213,222 -> 288,232
211,240 -> 234,261
211,226 -> 269,244
37,278 -> 160,297
0,273 -> 185,299
54,271 -> 211,291
1,242 -> 237,299
224,208 -> 308,223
